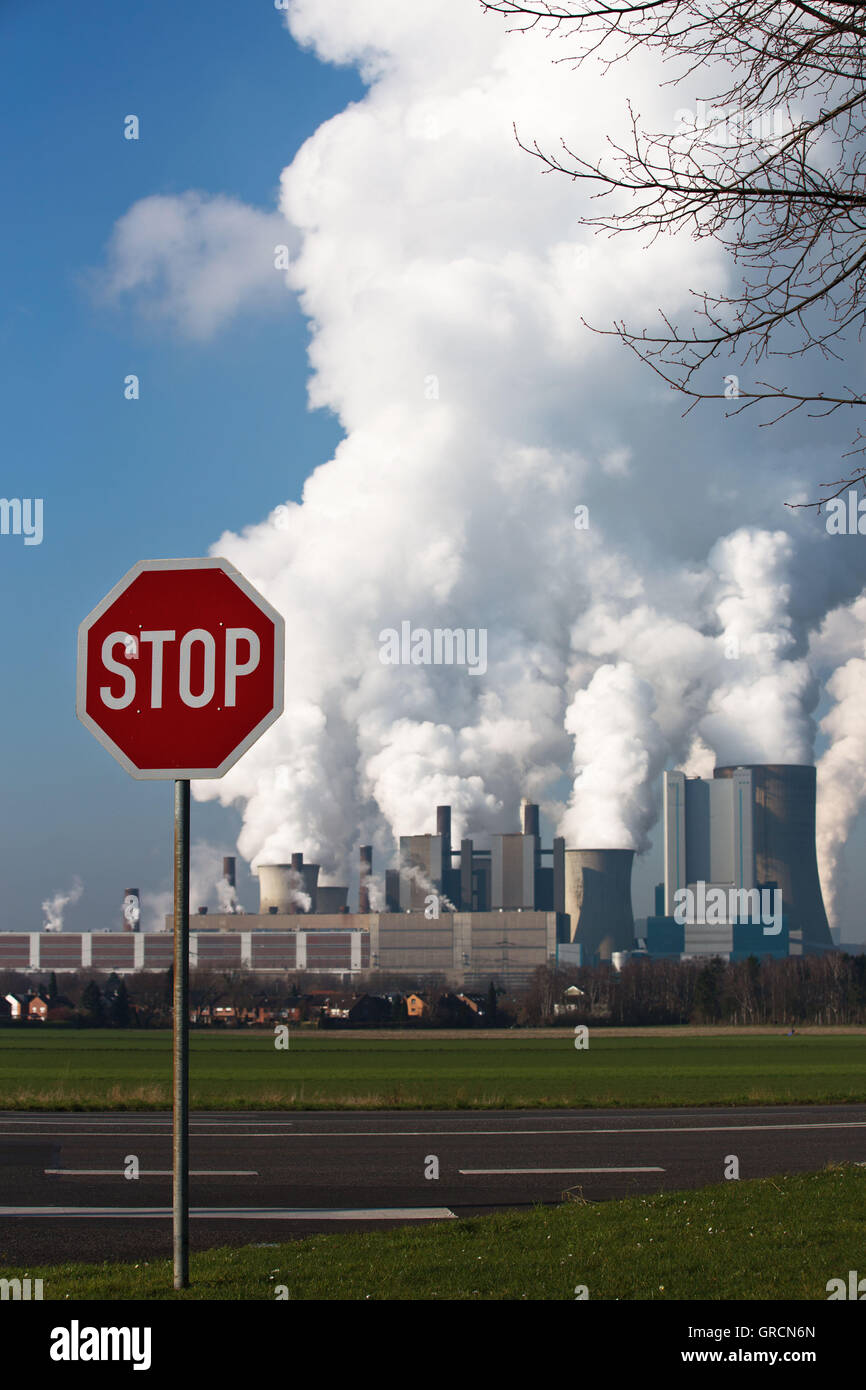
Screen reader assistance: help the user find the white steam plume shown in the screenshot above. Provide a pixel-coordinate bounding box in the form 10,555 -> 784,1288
360,873 -> 385,911
401,864 -> 457,914
811,594 -> 866,926
216,875 -> 243,915
181,0 -> 866,929
41,878 -> 83,933
286,868 -> 312,914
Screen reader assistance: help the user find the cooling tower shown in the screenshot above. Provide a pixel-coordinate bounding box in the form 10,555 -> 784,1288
564,849 -> 635,963
316,886 -> 348,913
714,764 -> 832,946
257,862 -> 319,914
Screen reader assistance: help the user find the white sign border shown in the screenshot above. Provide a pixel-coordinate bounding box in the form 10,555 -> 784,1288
76,557 -> 285,780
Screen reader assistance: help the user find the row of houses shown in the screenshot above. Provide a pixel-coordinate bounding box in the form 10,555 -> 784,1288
195,990 -> 490,1026
2,988 -> 491,1026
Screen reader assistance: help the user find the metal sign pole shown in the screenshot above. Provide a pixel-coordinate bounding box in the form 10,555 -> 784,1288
173,778 -> 190,1289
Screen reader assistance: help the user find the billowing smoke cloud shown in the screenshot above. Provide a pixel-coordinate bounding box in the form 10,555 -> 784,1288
181,0 -> 866,920
560,664 -> 667,851
811,594 -> 866,925
41,878 -> 83,933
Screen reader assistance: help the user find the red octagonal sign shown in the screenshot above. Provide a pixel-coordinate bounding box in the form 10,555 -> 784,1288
76,558 -> 285,779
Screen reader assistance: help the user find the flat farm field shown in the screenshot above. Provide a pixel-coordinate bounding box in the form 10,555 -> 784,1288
0,1027 -> 864,1110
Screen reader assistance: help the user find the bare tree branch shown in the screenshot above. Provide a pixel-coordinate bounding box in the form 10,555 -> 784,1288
481,1 -> 866,503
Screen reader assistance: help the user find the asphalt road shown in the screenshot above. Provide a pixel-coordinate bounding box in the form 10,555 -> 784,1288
0,1104 -> 864,1264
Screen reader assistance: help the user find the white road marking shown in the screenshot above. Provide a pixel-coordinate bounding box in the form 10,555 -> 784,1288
3,1120 -> 866,1138
44,1170 -> 258,1177
459,1166 -> 665,1175
0,1206 -> 457,1221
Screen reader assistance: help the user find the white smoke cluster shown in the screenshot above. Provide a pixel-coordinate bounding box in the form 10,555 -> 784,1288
216,875 -> 243,915
360,873 -> 385,912
286,868 -> 312,914
41,878 -> 83,933
401,864 -> 457,914
184,0 -> 866,918
139,889 -> 171,934
141,842 -> 239,930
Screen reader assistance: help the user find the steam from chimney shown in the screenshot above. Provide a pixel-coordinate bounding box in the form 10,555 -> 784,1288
141,842 -> 241,930
810,593 -> 866,926
401,864 -> 457,914
41,877 -> 83,933
217,858 -> 242,914
286,867 -> 312,914
359,873 -> 384,911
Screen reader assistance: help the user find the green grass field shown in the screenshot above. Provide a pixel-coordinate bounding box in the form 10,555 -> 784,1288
0,1166 -> 860,1299
1,1027 -> 865,1109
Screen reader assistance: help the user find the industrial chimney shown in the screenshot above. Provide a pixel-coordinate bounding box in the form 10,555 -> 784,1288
564,849 -> 635,963
437,805 -> 452,865
359,845 -> 373,913
713,764 -> 832,946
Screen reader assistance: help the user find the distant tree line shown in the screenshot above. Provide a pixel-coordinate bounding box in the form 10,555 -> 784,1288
522,955 -> 866,1027
3,953 -> 865,1028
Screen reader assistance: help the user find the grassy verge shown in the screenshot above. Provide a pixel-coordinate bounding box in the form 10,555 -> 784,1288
1,1029 -> 865,1109
1,1166 -> 860,1300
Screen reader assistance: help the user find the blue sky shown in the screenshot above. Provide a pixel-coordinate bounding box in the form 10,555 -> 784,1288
0,0 -> 362,929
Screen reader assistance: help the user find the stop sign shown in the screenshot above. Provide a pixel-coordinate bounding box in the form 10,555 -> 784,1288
76,557 -> 285,778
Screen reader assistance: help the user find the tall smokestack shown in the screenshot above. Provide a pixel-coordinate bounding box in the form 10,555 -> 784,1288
385,869 -> 400,912
359,845 -> 373,913
222,857 -> 236,888
713,764 -> 832,946
521,800 -> 540,838
437,805 -> 452,864
297,863 -> 319,913
460,838 -> 473,911
564,849 -> 635,963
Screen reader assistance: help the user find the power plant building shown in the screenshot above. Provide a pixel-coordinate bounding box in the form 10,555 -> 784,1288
0,766 -> 839,983
652,763 -> 834,959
